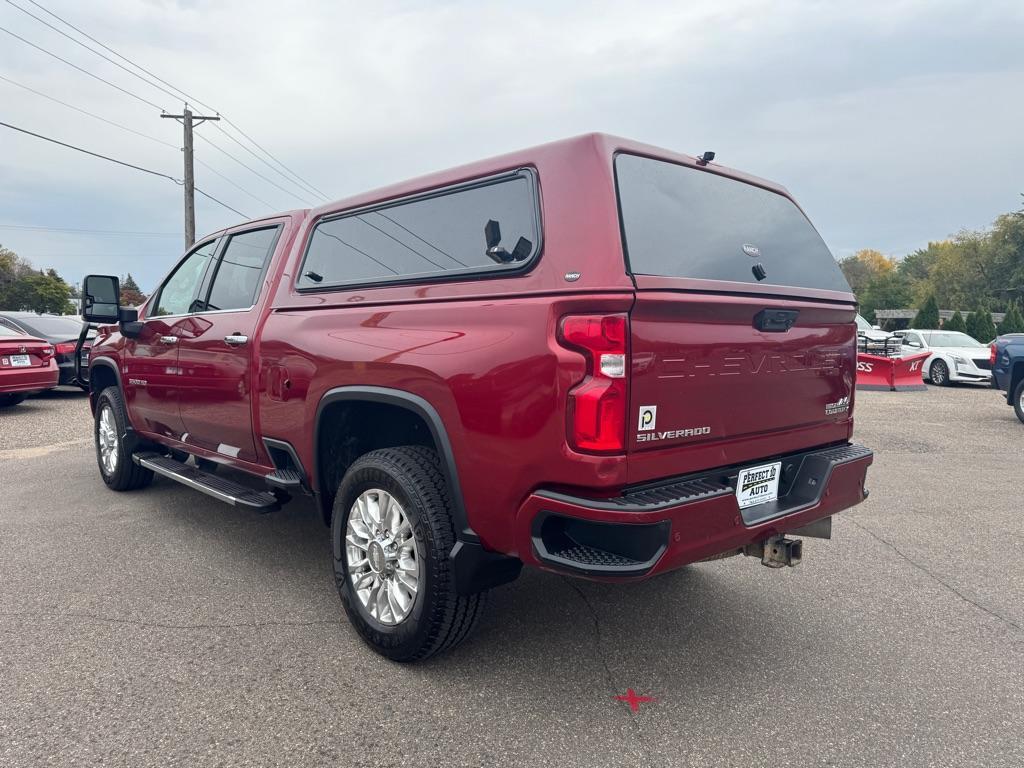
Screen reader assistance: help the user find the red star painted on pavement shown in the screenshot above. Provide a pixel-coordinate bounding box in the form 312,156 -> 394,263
614,688 -> 655,713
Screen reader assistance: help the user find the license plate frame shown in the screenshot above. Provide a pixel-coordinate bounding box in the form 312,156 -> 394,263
735,461 -> 782,509
10,354 -> 31,368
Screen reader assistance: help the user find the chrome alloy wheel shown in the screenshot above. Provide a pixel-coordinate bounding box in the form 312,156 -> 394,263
97,404 -> 119,475
345,489 -> 420,625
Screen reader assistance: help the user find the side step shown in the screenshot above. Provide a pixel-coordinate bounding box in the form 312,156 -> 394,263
265,467 -> 304,491
133,452 -> 280,513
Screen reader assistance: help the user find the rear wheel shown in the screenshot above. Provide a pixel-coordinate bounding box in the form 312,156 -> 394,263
331,446 -> 488,662
1014,380 -> 1024,424
929,359 -> 950,386
95,386 -> 153,491
0,393 -> 27,408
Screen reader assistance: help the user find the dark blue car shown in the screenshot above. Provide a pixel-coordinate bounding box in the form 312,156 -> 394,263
991,334 -> 1024,423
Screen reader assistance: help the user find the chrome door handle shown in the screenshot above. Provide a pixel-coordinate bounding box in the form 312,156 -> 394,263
159,335 -> 178,345
224,334 -> 248,347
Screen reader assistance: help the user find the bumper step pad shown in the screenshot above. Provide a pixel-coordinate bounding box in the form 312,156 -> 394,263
133,452 -> 280,513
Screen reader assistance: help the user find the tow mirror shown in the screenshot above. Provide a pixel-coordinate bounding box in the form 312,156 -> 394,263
81,275 -> 121,324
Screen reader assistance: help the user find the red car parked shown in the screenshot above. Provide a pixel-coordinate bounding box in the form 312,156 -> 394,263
0,324 -> 58,407
79,133 -> 873,661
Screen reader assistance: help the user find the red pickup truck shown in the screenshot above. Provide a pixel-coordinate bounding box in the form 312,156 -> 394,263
79,133 -> 873,661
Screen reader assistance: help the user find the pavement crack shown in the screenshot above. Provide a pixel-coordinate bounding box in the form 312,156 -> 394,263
562,577 -> 658,765
847,518 -> 1022,634
0,610 -> 344,631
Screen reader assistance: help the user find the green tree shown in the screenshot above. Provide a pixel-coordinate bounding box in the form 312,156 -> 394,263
4,270 -> 74,314
120,273 -> 147,307
965,303 -> 997,342
999,301 -> 1024,335
943,310 -> 967,333
858,270 -> 913,324
838,249 -> 896,295
912,295 -> 941,329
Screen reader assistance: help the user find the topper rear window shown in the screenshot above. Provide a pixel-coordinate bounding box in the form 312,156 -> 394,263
615,154 -> 850,292
297,170 -> 540,290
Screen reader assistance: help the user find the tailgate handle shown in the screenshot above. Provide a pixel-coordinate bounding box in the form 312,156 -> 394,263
754,309 -> 799,332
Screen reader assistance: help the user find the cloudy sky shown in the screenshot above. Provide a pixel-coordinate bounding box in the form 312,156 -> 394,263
1,0 -> 1022,292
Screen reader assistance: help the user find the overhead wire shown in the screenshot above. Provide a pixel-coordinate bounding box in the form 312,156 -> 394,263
19,0 -> 330,202
0,119 -> 249,218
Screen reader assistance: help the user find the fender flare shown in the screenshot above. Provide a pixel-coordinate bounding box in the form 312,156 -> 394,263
313,386 -> 522,594
313,385 -> 476,543
87,357 -> 122,411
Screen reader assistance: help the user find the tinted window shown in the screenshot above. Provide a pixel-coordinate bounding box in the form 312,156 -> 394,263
616,154 -> 850,292
205,228 -> 278,311
298,175 -> 537,288
0,323 -> 23,337
15,315 -> 83,336
151,241 -> 217,317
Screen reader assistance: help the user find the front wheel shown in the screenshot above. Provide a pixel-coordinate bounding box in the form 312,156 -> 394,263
94,386 -> 153,491
1014,380 -> 1024,424
929,359 -> 950,386
331,446 -> 488,662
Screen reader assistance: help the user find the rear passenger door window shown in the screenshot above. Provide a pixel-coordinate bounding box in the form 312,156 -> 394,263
204,227 -> 280,312
297,171 -> 540,289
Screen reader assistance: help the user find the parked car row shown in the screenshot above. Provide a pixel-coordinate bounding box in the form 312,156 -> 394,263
0,313 -> 91,408
855,316 -> 995,387
0,312 -> 93,388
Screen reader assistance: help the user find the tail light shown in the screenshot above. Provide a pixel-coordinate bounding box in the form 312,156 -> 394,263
558,313 -> 628,453
55,342 -> 77,355
990,343 -> 997,366
41,345 -> 54,362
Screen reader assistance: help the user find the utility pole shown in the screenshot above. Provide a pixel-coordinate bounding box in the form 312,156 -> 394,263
161,105 -> 219,248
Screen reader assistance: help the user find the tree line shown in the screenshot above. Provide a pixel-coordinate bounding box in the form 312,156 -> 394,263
840,199 -> 1024,338
0,244 -> 146,314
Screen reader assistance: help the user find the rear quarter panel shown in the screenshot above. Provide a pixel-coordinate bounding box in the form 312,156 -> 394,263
259,136 -> 634,554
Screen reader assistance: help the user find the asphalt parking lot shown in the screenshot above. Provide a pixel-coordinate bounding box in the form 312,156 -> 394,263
1,385 -> 1022,767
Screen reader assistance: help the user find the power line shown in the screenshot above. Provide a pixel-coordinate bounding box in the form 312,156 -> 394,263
0,73 -> 178,150
21,0 -> 330,202
0,74 -> 276,214
220,117 -> 331,200
0,225 -> 179,237
0,24 -> 164,111
209,121 -> 326,203
195,131 -> 315,207
0,119 -> 248,218
7,0 -> 312,206
193,187 -> 247,218
3,0 -> 183,106
195,158 -> 277,211
1,119 -> 177,180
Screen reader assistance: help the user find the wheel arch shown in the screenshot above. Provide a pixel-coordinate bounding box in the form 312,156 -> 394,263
1009,359 -> 1024,405
313,386 -> 473,542
88,358 -> 121,414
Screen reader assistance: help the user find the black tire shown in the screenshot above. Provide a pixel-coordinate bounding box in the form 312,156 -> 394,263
94,386 -> 153,491
0,393 -> 27,408
1013,380 -> 1024,425
929,359 -> 950,386
331,446 -> 487,662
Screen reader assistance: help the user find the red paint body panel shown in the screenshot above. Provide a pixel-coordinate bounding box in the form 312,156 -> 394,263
88,133 -> 868,575
0,336 -> 58,394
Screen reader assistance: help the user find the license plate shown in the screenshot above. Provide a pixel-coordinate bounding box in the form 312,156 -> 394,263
735,461 -> 782,509
10,354 -> 31,367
